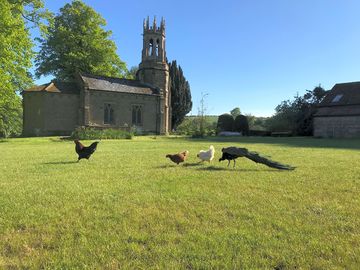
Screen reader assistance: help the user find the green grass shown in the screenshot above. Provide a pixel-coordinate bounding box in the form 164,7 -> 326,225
0,136 -> 359,269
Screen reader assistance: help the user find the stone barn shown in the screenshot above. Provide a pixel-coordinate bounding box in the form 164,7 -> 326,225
314,81 -> 360,138
22,17 -> 170,136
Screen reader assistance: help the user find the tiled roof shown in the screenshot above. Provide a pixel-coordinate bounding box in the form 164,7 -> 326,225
80,73 -> 160,95
24,82 -> 79,94
319,81 -> 360,107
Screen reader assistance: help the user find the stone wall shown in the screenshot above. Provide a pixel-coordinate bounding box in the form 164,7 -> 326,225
23,92 -> 79,136
23,92 -> 45,136
87,90 -> 160,133
314,116 -> 360,138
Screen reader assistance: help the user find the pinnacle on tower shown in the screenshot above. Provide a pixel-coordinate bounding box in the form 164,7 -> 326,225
153,16 -> 157,30
160,17 -> 165,31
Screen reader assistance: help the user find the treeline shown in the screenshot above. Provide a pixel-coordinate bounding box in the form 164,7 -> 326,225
176,85 -> 326,137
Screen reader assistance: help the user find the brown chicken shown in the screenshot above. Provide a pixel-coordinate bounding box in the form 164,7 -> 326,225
166,151 -> 189,165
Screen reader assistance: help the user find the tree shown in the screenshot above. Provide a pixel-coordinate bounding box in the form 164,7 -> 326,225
0,0 -> 50,137
0,93 -> 23,138
169,60 -> 192,130
217,114 -> 234,132
230,107 -> 241,118
35,0 -> 127,81
126,66 -> 138,80
266,85 -> 327,135
233,115 -> 249,135
197,92 -> 208,137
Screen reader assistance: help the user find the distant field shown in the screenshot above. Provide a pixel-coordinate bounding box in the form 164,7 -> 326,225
186,115 -> 218,123
1,136 -> 359,269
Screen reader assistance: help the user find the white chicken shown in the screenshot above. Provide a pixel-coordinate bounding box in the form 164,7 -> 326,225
197,145 -> 215,162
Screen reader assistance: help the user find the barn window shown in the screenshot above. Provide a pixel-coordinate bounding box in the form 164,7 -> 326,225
332,94 -> 343,103
104,103 -> 114,124
132,105 -> 142,126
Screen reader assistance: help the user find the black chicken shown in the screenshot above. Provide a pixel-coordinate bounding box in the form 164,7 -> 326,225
219,146 -> 295,170
74,140 -> 99,161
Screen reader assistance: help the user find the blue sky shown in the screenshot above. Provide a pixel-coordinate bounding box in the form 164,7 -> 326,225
32,0 -> 360,116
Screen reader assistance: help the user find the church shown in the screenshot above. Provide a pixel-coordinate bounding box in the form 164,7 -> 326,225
22,17 -> 170,136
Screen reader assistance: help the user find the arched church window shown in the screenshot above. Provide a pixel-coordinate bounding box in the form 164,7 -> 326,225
132,105 -> 142,126
104,103 -> 114,124
156,39 -> 160,56
149,39 -> 154,56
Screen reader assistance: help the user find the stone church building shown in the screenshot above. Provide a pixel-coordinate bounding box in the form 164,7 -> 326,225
22,17 -> 170,136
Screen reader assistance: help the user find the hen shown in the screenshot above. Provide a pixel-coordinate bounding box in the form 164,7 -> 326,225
74,140 -> 99,161
166,151 -> 189,165
197,145 -> 215,162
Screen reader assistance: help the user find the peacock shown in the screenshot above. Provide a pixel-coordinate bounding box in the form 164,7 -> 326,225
219,147 -> 295,170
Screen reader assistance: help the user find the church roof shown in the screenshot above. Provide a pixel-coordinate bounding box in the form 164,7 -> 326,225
318,81 -> 360,107
80,73 -> 160,95
24,82 -> 79,94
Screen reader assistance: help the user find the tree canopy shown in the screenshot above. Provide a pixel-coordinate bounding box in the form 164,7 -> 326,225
169,60 -> 192,130
266,85 -> 327,135
230,107 -> 241,118
0,0 -> 50,137
35,0 -> 127,81
217,114 -> 234,132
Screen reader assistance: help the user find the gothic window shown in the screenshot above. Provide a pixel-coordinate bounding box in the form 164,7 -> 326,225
149,39 -> 154,56
156,39 -> 159,56
132,105 -> 142,126
104,103 -> 114,124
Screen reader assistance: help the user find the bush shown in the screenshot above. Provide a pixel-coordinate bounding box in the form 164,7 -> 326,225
233,114 -> 249,135
217,114 -> 234,132
71,127 -> 133,140
175,116 -> 216,137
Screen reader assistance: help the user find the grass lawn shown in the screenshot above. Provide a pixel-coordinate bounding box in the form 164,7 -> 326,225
0,136 -> 359,269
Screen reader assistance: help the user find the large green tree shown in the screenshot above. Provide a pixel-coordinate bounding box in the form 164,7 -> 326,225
230,107 -> 241,118
169,60 -> 192,130
266,85 -> 326,135
35,0 -> 127,81
0,0 -> 49,137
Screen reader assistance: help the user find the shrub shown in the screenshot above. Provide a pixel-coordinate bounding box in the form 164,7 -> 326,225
233,114 -> 249,135
71,127 -> 133,140
217,114 -> 234,132
175,116 -> 216,137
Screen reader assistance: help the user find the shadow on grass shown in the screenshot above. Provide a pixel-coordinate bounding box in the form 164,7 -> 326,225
183,162 -> 203,167
197,166 -> 284,172
156,162 -> 203,168
49,138 -> 70,143
43,161 -> 78,165
197,166 -> 228,171
164,136 -> 360,150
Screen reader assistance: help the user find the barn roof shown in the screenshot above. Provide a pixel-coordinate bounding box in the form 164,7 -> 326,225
24,82 -> 79,94
79,73 -> 160,95
319,81 -> 360,107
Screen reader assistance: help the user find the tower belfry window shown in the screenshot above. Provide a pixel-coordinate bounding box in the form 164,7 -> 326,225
149,39 -> 154,56
155,39 -> 159,56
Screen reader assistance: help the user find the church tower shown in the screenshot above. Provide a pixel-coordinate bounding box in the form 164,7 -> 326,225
137,16 -> 170,134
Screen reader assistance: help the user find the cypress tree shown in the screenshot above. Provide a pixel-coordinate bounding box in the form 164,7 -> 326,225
169,60 -> 192,130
